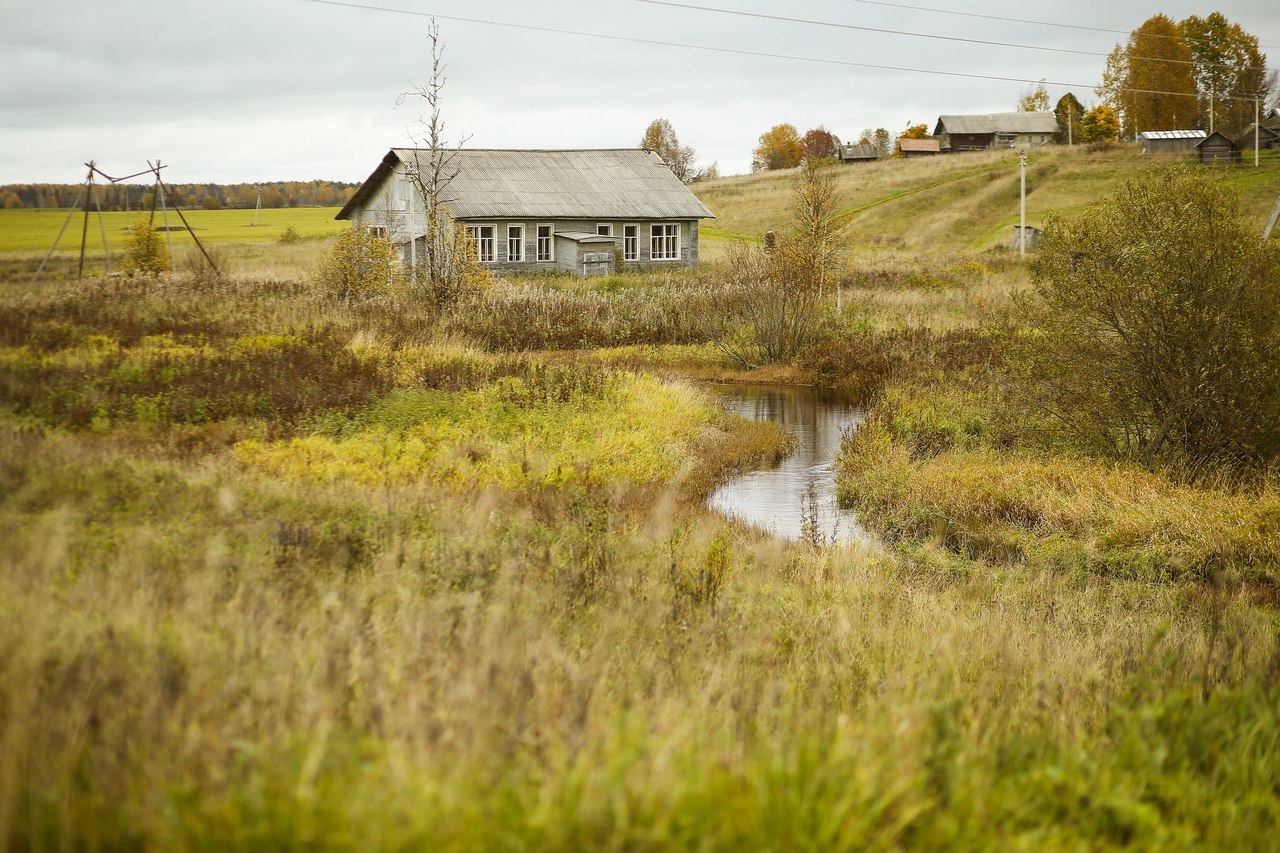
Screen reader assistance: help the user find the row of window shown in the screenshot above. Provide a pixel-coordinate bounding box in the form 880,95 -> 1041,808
463,223 -> 682,263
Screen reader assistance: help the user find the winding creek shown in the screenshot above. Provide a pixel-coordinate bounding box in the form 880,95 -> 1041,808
705,384 -> 866,543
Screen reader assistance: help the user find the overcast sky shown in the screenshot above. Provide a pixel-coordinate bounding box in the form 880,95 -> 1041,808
1,0 -> 1277,184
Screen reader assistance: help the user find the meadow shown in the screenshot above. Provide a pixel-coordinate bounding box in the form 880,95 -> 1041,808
3,146 -> 1280,849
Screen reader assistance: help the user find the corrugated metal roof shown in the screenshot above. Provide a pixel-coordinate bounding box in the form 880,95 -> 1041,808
898,138 -> 941,152
839,143 -> 879,159
337,149 -> 715,221
1138,129 -> 1206,140
935,112 -> 1060,135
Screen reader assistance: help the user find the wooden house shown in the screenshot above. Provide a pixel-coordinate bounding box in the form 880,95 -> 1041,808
838,143 -> 879,163
932,112 -> 1059,152
1196,132 -> 1241,164
898,138 -> 941,157
336,148 -> 715,276
1138,129 -> 1205,154
1236,123 -> 1280,151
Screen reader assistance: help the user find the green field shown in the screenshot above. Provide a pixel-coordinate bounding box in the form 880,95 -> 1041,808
0,205 -> 345,254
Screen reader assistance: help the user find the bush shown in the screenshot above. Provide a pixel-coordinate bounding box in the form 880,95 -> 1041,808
1015,167 -> 1280,475
279,225 -> 300,244
314,228 -> 402,303
120,217 -> 170,276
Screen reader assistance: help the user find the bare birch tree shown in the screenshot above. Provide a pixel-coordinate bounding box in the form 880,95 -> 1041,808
398,19 -> 489,306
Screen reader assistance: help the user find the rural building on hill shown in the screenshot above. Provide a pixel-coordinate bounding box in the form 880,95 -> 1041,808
1237,123 -> 1280,151
336,148 -> 715,276
1196,132 -> 1241,164
838,143 -> 879,163
933,112 -> 1059,151
898,138 -> 941,157
1138,129 -> 1206,155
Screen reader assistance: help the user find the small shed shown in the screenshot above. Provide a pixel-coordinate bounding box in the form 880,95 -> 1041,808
898,138 -> 941,157
839,143 -> 879,163
1196,131 -> 1241,164
554,232 -> 617,276
1011,225 -> 1042,252
1138,129 -> 1206,154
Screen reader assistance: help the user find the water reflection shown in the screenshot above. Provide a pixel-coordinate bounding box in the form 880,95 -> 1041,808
706,384 -> 865,542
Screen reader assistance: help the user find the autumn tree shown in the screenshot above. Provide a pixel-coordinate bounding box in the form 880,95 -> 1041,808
314,227 -> 402,304
1081,104 -> 1120,143
1054,93 -> 1085,144
900,122 -> 929,139
1017,168 -> 1280,474
1018,81 -> 1050,112
872,128 -> 893,158
1180,13 -> 1275,138
640,118 -> 696,183
121,217 -> 170,276
800,126 -> 841,161
3,192 -> 22,209
752,124 -> 802,171
791,157 -> 852,303
1099,14 -> 1197,137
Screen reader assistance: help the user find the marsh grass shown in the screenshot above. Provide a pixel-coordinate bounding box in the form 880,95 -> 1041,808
4,421 -> 1279,848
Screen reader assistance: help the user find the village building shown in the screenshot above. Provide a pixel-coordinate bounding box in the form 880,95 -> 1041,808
898,138 -> 941,157
1196,131 -> 1242,164
336,148 -> 715,276
1138,129 -> 1206,155
1236,123 -> 1280,151
838,143 -> 879,163
932,112 -> 1059,152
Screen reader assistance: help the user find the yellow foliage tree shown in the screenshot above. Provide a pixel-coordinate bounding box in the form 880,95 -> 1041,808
315,227 -> 402,303
120,217 -> 170,276
751,124 -> 802,172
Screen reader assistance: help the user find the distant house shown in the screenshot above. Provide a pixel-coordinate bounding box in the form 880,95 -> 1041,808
1236,123 -> 1280,151
933,112 -> 1059,152
336,148 -> 715,276
1138,129 -> 1206,155
1196,132 -> 1241,164
898,138 -> 941,157
839,143 -> 879,163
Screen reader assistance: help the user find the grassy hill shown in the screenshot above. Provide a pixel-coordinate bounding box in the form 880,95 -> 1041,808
695,143 -> 1280,257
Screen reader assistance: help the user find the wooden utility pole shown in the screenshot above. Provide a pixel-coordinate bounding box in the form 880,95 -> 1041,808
1255,99 -> 1261,168
78,164 -> 93,279
1263,195 -> 1280,241
1019,152 -> 1028,259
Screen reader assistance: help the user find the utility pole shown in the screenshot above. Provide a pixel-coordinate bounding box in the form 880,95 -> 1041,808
1067,101 -> 1073,146
406,166 -> 417,272
1019,151 -> 1028,259
253,185 -> 263,225
1209,92 -> 1214,135
1255,98 -> 1261,168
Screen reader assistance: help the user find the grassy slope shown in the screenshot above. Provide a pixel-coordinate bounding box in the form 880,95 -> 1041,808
695,144 -> 1280,257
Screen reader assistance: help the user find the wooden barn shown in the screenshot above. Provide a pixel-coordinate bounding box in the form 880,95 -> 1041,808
336,148 -> 715,276
1236,123 -> 1280,151
933,112 -> 1059,151
1138,129 -> 1205,154
1196,132 -> 1241,164
898,138 -> 941,157
838,143 -> 879,163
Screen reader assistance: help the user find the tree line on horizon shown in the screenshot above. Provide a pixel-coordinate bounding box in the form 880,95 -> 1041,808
0,179 -> 359,212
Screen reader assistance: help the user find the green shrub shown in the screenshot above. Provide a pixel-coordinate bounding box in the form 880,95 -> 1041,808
313,228 -> 402,303
120,217 -> 170,276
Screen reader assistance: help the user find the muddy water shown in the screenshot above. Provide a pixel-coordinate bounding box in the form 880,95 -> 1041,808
705,384 -> 865,543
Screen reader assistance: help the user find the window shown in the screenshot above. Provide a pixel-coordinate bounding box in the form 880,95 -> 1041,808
650,223 -> 679,260
466,224 -> 495,263
623,224 -> 638,261
368,225 -> 387,239
536,224 -> 553,262
507,224 -> 524,262
596,223 -> 612,236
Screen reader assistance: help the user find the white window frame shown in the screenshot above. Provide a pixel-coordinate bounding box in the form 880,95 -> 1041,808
596,223 -> 613,237
507,224 -> 525,262
536,223 -> 554,262
650,223 -> 680,261
623,224 -> 639,261
466,224 -> 496,263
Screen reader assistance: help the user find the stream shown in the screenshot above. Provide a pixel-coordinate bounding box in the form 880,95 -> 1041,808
705,383 -> 866,543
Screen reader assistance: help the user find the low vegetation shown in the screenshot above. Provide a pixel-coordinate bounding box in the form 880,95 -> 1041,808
3,145 -> 1280,848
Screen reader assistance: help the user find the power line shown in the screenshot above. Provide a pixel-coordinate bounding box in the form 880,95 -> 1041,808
624,0 -> 1268,74
843,0 -> 1280,52
297,0 -> 1262,102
